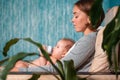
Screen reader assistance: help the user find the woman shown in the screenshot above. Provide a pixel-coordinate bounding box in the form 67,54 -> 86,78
19,0 -> 104,72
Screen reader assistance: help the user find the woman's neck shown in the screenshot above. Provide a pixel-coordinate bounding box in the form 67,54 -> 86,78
84,28 -> 96,35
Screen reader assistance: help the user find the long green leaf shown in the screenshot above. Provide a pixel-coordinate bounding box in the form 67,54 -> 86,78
113,45 -> 118,79
28,74 -> 41,80
64,60 -> 77,80
102,17 -> 116,65
0,58 -> 9,66
90,0 -> 104,29
23,38 -> 51,61
56,60 -> 65,79
3,38 -> 20,57
0,52 -> 37,80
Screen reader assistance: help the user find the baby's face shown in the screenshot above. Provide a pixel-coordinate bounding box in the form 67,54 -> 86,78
52,40 -> 67,59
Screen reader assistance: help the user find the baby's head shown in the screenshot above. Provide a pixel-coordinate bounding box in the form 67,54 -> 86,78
52,38 -> 75,60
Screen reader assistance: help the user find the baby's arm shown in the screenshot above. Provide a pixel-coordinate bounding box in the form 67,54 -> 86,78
11,60 -> 28,72
29,57 -> 47,67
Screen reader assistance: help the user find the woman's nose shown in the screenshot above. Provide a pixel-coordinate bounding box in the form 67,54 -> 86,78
71,17 -> 74,23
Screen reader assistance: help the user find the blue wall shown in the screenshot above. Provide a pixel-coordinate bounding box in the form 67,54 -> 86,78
110,0 -> 120,8
103,0 -> 120,13
0,0 -> 119,60
0,0 -> 82,60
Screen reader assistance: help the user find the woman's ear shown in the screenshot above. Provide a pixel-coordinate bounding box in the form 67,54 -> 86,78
87,16 -> 91,24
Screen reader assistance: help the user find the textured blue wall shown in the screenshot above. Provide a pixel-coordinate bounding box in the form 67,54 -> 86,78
0,0 -> 119,60
103,0 -> 120,13
0,0 -> 82,60
110,0 -> 120,8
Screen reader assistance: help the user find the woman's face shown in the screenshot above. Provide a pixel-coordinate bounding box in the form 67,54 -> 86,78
72,5 -> 90,32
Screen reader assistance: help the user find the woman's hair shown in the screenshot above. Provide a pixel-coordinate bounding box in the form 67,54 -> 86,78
74,0 -> 105,29
75,0 -> 94,15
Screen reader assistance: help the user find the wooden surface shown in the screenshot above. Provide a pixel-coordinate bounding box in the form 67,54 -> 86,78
6,72 -> 120,80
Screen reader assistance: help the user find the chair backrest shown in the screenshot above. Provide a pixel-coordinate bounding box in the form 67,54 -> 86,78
104,6 -> 118,26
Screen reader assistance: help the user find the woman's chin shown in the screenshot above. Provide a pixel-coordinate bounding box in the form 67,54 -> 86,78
75,29 -> 82,32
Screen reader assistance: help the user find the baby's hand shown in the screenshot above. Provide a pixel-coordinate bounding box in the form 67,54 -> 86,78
38,45 -> 52,56
38,48 -> 43,56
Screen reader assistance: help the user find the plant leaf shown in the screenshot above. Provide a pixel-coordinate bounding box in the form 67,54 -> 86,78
89,0 -> 104,29
112,45 -> 119,79
56,60 -> 65,79
102,15 -> 116,65
0,52 -> 37,80
28,74 -> 41,80
64,60 -> 77,80
3,38 -> 20,57
23,38 -> 42,48
0,58 -> 9,66
23,38 -> 51,61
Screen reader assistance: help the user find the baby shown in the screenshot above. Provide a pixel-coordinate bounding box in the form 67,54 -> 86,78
11,38 -> 75,71
30,38 -> 75,66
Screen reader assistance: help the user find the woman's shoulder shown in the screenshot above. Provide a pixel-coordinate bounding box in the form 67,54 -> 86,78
78,32 -> 97,42
86,32 -> 97,38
